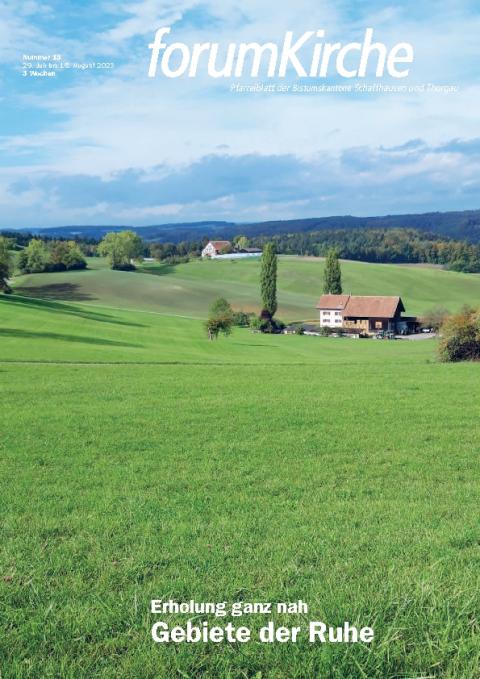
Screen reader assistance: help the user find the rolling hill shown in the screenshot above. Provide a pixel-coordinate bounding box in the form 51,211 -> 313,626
8,207 -> 480,242
10,255 -> 480,321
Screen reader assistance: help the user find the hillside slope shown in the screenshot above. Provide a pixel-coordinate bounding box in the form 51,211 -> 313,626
11,256 -> 480,321
0,294 -> 435,364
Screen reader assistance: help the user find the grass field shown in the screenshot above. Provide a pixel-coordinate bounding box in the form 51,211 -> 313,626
12,255 -> 480,320
1,260 -> 480,678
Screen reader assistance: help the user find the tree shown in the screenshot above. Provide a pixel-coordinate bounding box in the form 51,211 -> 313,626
205,297 -> 234,341
50,241 -> 87,271
63,241 -> 87,270
205,315 -> 233,340
50,241 -> 70,269
438,308 -> 480,362
232,310 -> 254,327
98,231 -> 144,270
22,239 -> 49,273
260,242 -> 277,316
234,235 -> 250,250
15,238 -> 86,274
0,237 -> 12,292
209,297 -> 233,318
17,249 -> 28,274
323,249 -> 342,294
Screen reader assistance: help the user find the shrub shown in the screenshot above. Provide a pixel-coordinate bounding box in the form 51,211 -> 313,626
205,297 -> 234,341
205,315 -> 233,340
232,311 -> 254,327
161,255 -> 190,265
256,309 -> 285,334
249,316 -> 262,332
438,308 -> 480,362
420,306 -> 450,332
0,236 -> 12,292
112,262 -> 136,271
320,326 -> 334,336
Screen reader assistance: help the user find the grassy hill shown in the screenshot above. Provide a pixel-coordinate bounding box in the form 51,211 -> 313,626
1,259 -> 480,677
11,255 -> 480,321
0,293 -> 435,366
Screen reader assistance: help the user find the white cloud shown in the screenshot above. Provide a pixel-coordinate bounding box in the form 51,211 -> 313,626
2,0 -> 480,225
97,1 -> 187,44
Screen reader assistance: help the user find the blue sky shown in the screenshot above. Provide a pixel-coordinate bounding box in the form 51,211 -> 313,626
1,0 -> 480,227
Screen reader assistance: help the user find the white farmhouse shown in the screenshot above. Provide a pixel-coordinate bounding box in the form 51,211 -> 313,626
201,240 -> 232,258
316,294 -> 418,335
316,294 -> 349,328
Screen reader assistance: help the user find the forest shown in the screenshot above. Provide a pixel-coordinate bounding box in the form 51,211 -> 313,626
151,228 -> 480,272
3,225 -> 480,273
250,228 -> 480,271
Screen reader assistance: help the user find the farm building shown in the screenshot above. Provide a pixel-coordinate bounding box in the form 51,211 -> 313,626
201,241 -> 232,258
202,241 -> 262,259
316,294 -> 418,335
238,247 -> 262,255
214,252 -> 262,260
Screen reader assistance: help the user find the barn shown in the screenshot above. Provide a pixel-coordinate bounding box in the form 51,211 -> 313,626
316,294 -> 418,335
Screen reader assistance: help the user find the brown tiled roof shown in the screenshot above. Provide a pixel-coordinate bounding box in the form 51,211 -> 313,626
317,294 -> 405,318
210,240 -> 231,250
316,294 -> 350,310
344,296 -> 404,318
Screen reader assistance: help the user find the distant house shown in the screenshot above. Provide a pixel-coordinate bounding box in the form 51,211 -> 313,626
316,294 -> 418,335
201,241 -> 232,258
201,241 -> 262,259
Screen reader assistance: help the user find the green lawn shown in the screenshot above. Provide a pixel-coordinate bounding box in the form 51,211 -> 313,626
0,294 -> 432,365
1,266 -> 479,678
11,255 -> 480,321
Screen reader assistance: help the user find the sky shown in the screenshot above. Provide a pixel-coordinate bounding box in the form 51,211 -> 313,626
1,0 -> 480,228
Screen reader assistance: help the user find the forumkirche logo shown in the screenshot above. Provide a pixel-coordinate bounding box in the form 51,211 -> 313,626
147,28 -> 414,79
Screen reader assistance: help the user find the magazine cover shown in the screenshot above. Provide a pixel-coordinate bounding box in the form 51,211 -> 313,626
1,2 -> 479,677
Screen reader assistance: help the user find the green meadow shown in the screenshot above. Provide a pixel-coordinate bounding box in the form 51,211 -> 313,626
13,254 -> 480,320
1,257 -> 479,678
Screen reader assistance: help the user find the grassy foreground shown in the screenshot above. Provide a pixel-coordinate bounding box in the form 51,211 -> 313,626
0,283 -> 479,677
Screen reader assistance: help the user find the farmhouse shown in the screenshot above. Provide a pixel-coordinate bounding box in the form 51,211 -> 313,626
201,241 -> 232,258
317,294 -> 417,335
201,241 -> 262,259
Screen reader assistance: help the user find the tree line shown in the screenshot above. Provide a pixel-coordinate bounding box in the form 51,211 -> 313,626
3,226 -> 480,272
0,235 -> 87,289
145,228 -> 480,272
18,239 -> 87,274
248,228 -> 480,272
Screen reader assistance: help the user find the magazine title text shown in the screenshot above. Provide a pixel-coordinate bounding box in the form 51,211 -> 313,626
148,28 -> 414,80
